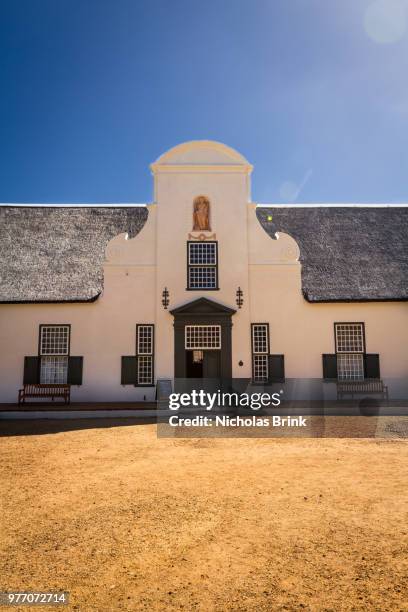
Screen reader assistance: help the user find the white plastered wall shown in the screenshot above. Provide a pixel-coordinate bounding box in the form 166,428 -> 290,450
151,141 -> 253,380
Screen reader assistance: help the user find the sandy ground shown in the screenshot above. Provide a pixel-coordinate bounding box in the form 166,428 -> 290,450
0,418 -> 407,611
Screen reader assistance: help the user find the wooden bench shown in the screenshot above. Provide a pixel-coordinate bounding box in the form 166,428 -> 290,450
337,379 -> 388,401
18,384 -> 71,405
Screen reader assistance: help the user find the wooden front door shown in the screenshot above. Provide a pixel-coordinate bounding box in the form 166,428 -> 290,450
203,350 -> 221,379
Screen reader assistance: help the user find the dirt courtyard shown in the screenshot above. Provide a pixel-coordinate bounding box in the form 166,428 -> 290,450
1,418 -> 407,611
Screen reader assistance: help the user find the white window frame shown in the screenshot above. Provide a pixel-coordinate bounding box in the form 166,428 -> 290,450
136,324 -> 154,385
335,323 -> 365,381
39,325 -> 70,356
251,324 -> 270,383
187,241 -> 218,290
39,325 -> 70,384
40,356 -> 69,384
185,325 -> 221,350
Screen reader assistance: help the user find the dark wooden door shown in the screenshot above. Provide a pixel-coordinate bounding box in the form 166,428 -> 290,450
203,351 -> 221,378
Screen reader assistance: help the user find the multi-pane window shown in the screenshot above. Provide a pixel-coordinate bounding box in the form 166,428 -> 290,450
185,325 -> 221,350
137,325 -> 153,355
253,355 -> 269,383
335,324 -> 364,353
40,356 -> 69,384
39,325 -> 70,383
187,242 -> 218,290
138,356 -> 153,385
40,325 -> 69,355
252,325 -> 269,354
251,324 -> 270,383
335,323 -> 365,380
136,325 -> 154,385
336,354 -> 364,381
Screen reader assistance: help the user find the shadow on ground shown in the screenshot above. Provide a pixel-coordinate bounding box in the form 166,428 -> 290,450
0,418 -> 156,437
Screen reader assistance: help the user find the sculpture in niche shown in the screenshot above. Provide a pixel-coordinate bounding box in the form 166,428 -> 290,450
193,195 -> 211,231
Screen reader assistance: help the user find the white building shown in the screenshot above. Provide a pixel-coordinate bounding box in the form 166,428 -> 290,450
0,141 -> 407,404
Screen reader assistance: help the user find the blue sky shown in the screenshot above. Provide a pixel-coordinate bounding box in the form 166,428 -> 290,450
0,0 -> 407,204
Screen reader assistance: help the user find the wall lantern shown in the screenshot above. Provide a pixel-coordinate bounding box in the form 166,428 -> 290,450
236,287 -> 244,309
162,287 -> 170,310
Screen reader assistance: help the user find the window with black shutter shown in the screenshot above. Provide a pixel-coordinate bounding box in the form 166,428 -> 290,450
121,325 -> 154,387
39,325 -> 70,383
335,323 -> 365,380
23,325 -> 83,385
251,323 -> 270,383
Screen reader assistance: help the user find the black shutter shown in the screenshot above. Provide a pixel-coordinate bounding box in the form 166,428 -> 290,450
269,355 -> 285,383
365,354 -> 380,379
67,356 -> 83,385
322,354 -> 337,379
23,357 -> 40,384
121,356 -> 137,385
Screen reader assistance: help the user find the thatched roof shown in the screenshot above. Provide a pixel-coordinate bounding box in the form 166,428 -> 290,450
0,206 -> 147,302
0,205 -> 407,303
257,206 -> 408,302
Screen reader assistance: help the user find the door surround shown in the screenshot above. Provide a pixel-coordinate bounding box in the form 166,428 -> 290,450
170,297 -> 236,380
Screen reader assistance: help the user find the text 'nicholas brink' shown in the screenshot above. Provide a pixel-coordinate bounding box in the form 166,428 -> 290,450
168,415 -> 308,427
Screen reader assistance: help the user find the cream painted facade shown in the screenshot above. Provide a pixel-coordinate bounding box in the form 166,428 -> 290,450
0,141 -> 407,403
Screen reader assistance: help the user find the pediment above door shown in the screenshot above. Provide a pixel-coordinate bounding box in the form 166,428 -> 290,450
170,297 -> 236,317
